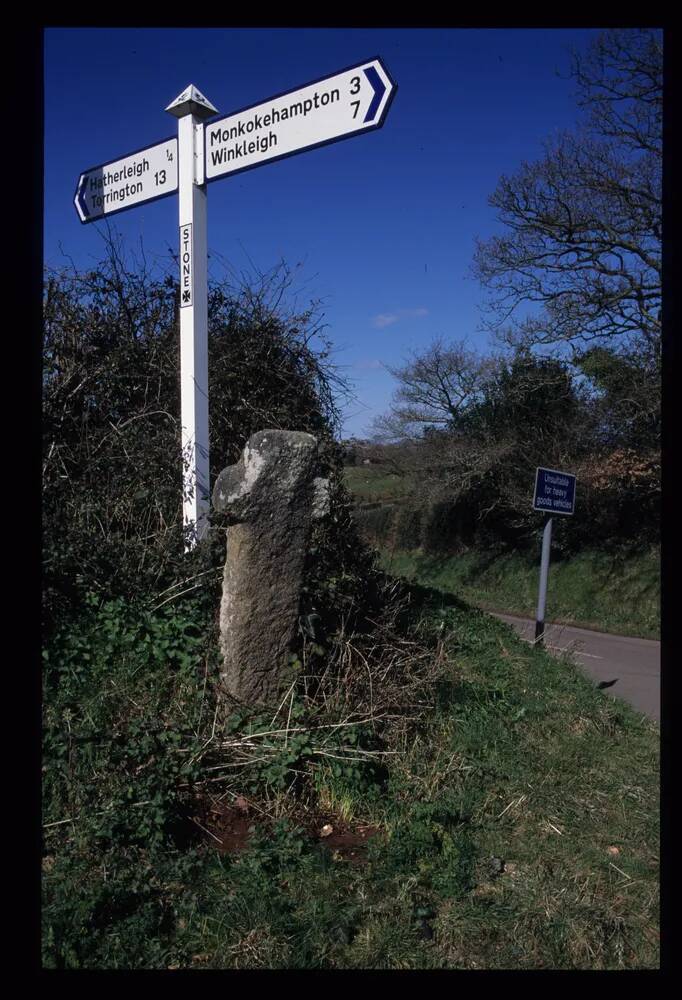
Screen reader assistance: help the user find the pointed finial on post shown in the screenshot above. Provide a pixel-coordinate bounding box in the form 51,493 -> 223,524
165,84 -> 218,120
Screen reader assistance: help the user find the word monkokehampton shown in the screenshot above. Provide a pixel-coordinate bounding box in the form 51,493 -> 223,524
208,85 -> 342,168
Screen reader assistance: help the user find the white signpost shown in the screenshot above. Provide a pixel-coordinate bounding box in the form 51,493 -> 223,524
166,85 -> 217,546
74,60 -> 397,548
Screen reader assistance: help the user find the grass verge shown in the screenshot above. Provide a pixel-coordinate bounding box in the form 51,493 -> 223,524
377,547 -> 660,640
42,584 -> 659,969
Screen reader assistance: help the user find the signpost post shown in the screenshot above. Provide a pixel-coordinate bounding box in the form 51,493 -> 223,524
166,85 -> 219,546
74,59 -> 396,548
532,467 -> 577,644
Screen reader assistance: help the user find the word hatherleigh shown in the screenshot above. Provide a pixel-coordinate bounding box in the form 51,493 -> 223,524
88,157 -> 150,207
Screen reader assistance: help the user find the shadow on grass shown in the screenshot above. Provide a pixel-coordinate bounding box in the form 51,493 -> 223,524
404,579 -> 471,614
399,580 -> 498,712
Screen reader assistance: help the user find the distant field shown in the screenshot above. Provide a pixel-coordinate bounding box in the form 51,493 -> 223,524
343,465 -> 411,502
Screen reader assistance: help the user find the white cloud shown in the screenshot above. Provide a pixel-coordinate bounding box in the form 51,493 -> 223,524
353,359 -> 383,370
372,307 -> 429,329
373,313 -> 399,329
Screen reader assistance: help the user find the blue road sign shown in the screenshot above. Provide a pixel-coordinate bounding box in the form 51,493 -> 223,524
533,467 -> 577,516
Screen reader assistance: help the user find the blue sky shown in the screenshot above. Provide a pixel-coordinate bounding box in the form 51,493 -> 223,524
44,27 -> 601,438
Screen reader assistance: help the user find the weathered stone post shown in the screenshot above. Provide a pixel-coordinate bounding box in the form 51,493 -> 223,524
212,429 -> 329,705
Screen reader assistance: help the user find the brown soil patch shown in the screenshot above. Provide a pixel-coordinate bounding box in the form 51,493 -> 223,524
193,793 -> 381,862
194,796 -> 254,853
316,822 -> 380,863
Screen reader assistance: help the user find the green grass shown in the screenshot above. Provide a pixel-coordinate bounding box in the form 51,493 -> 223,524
377,547 -> 660,640
42,585 -> 659,969
343,465 -> 411,502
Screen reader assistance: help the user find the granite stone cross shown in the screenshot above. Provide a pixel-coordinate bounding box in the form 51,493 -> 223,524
212,429 -> 329,705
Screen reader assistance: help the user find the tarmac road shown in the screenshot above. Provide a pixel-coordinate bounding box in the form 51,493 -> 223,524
493,613 -> 660,723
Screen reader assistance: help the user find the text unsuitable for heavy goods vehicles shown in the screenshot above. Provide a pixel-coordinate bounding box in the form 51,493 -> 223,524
535,473 -> 573,511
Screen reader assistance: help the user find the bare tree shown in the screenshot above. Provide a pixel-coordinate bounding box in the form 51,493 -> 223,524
372,337 -> 500,441
472,28 -> 662,356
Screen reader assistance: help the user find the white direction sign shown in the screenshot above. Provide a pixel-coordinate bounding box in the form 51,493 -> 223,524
205,57 -> 396,181
74,137 -> 178,223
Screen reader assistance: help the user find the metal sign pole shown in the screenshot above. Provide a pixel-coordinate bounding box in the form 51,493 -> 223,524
535,516 -> 553,644
166,87 -> 219,549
